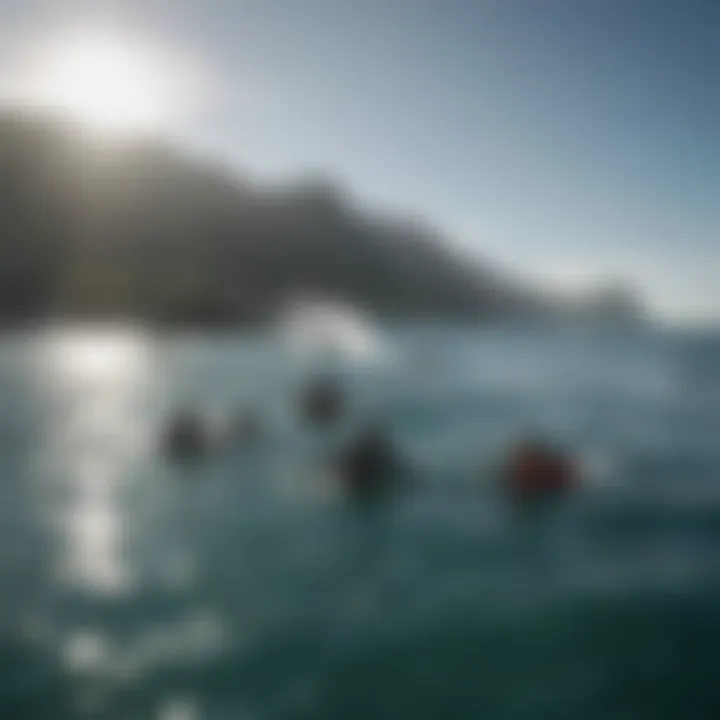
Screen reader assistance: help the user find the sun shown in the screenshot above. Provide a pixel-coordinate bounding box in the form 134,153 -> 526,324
30,30 -> 180,133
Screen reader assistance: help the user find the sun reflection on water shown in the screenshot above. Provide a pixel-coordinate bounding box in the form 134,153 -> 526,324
37,328 -> 154,597
42,328 -> 150,382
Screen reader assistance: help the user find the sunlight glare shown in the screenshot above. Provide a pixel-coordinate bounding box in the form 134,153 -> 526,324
30,30 -> 181,133
47,329 -> 148,380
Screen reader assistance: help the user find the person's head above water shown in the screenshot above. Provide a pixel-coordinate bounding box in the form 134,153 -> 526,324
301,374 -> 346,425
503,433 -> 578,497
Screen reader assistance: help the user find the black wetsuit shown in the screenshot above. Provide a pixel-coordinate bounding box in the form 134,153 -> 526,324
302,380 -> 344,426
340,430 -> 403,500
164,414 -> 205,460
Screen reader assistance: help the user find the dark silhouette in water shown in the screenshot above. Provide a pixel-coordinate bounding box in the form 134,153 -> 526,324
301,376 -> 346,427
501,436 -> 578,502
337,424 -> 408,501
163,409 -> 210,461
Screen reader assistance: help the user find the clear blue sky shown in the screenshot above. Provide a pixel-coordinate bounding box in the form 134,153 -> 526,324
2,0 -> 719,320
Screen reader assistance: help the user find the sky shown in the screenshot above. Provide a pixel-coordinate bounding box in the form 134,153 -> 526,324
1,0 -> 718,321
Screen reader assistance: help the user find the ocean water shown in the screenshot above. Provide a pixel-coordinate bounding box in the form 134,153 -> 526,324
1,325 -> 720,720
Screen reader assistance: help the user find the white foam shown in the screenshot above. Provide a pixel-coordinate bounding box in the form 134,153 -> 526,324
278,299 -> 388,366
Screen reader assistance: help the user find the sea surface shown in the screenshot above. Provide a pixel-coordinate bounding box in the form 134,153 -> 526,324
1,324 -> 720,719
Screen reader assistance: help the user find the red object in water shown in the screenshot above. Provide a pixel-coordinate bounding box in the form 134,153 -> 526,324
504,439 -> 578,499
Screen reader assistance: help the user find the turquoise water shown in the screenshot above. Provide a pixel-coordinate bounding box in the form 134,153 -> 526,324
2,326 -> 720,719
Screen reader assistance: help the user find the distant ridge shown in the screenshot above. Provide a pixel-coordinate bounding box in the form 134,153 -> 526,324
0,108 -> 641,325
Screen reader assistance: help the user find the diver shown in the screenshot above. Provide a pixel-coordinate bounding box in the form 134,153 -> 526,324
300,374 -> 345,427
163,407 -> 209,461
336,423 -> 409,501
501,435 -> 578,502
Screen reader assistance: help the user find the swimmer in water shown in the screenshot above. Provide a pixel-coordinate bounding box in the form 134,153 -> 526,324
336,424 -> 409,501
501,435 -> 578,502
301,375 -> 345,427
163,408 -> 208,461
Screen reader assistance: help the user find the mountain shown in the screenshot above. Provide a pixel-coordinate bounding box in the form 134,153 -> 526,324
0,109 -> 638,325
